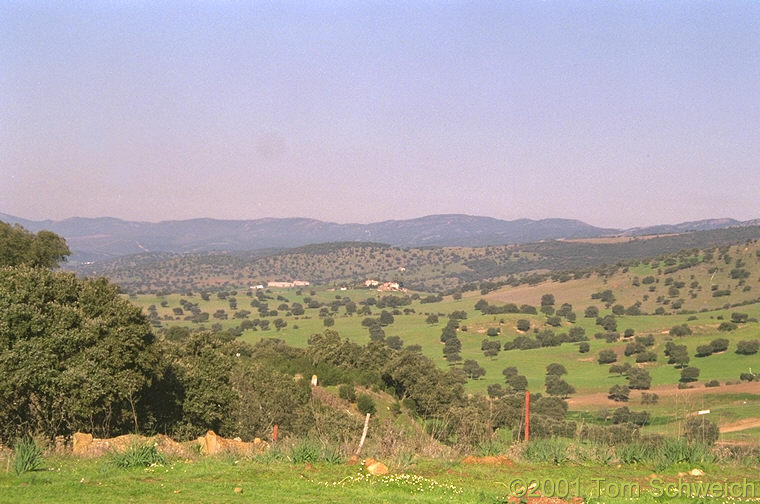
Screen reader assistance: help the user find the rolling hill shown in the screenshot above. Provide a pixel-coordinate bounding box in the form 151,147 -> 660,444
73,225 -> 760,294
0,212 -> 619,263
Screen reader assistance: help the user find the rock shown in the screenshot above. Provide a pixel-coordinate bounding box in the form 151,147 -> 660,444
54,435 -> 66,454
364,458 -> 388,475
72,432 -> 191,458
197,431 -> 267,456
198,431 -> 221,455
154,434 -> 191,458
690,468 -> 705,476
72,432 -> 93,455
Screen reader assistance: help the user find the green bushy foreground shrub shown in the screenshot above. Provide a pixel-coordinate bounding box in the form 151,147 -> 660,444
12,437 -> 43,475
110,443 -> 165,468
288,439 -> 343,464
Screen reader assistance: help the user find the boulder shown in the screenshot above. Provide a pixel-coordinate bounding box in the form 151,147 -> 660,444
364,457 -> 389,475
197,430 -> 268,456
72,432 -> 93,455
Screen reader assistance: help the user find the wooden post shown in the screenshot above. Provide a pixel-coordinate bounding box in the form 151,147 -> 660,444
354,413 -> 371,456
524,390 -> 530,442
272,424 -> 278,442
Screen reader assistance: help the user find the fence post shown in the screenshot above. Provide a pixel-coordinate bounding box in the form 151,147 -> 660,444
524,390 -> 530,442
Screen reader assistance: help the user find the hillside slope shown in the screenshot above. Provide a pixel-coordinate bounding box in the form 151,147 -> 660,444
75,226 -> 760,294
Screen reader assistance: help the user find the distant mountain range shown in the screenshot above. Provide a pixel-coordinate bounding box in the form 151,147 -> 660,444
1,212 -> 757,264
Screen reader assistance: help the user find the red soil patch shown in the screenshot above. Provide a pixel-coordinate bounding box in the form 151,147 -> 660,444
460,455 -> 514,466
568,381 -> 760,409
720,417 -> 760,433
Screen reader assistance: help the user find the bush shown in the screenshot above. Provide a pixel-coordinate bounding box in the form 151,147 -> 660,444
656,437 -> 715,469
695,345 -> 713,358
736,340 -> 760,355
356,393 -> 376,415
635,351 -> 657,363
289,439 -> 322,464
709,338 -> 729,353
597,349 -> 617,364
704,380 -> 720,388
611,407 -> 649,426
627,368 -> 652,390
521,438 -> 569,464
739,372 -> 757,382
110,442 -> 165,468
12,437 -> 43,475
680,366 -> 700,383
641,392 -> 659,405
546,316 -> 562,327
544,375 -> 575,397
609,363 -> 631,376
608,384 -> 630,402
338,384 -> 356,402
669,324 -> 692,337
683,417 -> 719,446
578,342 -> 590,353
545,363 -> 567,376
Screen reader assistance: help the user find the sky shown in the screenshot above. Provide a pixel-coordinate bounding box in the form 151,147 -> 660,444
1,1 -> 759,229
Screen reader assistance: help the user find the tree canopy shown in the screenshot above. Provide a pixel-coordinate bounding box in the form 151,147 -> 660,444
0,266 -> 158,441
0,221 -> 70,268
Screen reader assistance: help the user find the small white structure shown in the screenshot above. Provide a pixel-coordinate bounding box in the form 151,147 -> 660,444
267,280 -> 310,288
378,281 -> 405,292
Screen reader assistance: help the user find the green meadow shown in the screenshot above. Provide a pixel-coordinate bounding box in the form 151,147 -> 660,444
4,453 -> 760,504
131,242 -> 760,444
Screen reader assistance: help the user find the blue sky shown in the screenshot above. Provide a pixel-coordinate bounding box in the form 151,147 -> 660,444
2,1 -> 759,228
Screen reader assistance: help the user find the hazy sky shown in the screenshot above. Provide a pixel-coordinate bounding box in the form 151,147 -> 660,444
2,2 -> 759,229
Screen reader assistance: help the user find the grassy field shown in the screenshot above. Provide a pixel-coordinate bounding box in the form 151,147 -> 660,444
127,241 -> 760,444
4,453 -> 760,504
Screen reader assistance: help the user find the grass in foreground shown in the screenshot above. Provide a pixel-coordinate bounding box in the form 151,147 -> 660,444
3,454 -> 760,504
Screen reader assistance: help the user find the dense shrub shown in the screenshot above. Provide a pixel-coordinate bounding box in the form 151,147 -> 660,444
736,340 -> 759,355
338,384 -> 356,402
683,417 -> 719,445
597,349 -> 617,364
356,394 -> 377,415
